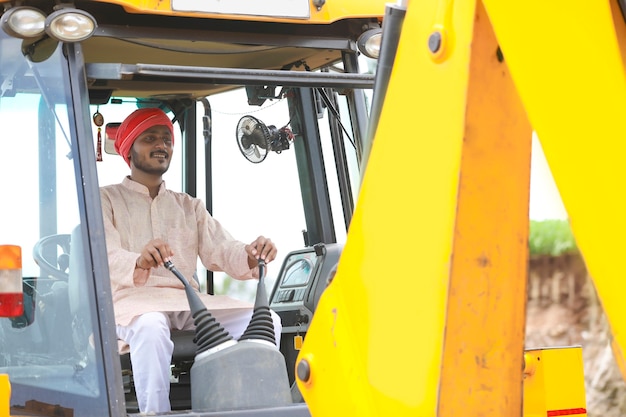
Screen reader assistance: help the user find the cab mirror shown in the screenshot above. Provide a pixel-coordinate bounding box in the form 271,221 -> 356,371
104,122 -> 120,155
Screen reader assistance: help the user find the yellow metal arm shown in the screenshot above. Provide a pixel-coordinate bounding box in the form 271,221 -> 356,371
297,0 -> 626,415
297,0 -> 531,414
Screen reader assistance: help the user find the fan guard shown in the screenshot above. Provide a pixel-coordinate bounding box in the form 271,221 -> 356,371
236,115 -> 270,163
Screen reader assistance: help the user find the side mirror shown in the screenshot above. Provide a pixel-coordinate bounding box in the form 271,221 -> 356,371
104,122 -> 120,155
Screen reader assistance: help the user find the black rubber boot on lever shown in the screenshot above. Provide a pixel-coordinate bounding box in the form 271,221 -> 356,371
164,260 -> 233,354
238,259 -> 277,344
165,259 -> 292,411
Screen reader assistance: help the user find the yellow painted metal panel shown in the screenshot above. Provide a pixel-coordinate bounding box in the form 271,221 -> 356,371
523,347 -> 587,417
482,0 -> 626,380
0,375 -> 9,417
295,0 -> 515,414
90,0 -> 386,24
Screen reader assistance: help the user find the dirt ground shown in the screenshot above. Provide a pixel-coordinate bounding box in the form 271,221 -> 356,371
526,254 -> 626,416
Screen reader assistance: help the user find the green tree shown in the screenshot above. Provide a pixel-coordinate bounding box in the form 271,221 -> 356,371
529,219 -> 577,256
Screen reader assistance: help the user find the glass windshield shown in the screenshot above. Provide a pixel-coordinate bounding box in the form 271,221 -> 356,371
0,33 -> 109,415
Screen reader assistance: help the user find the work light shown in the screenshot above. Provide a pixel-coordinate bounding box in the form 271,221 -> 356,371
1,6 -> 46,38
357,28 -> 382,59
45,8 -> 97,42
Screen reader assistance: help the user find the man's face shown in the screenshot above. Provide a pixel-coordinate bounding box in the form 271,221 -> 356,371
129,125 -> 173,175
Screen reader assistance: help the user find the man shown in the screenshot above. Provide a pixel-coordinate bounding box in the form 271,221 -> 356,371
100,107 -> 282,414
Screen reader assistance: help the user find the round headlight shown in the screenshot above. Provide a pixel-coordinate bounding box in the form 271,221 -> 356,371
45,8 -> 97,42
1,7 -> 46,39
357,28 -> 382,59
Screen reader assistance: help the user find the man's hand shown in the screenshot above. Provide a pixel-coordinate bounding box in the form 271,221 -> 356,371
245,236 -> 277,268
136,238 -> 174,270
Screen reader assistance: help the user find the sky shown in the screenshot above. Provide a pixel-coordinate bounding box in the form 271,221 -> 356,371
529,134 -> 567,221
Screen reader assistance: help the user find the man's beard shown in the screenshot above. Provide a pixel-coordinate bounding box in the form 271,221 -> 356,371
130,149 -> 171,175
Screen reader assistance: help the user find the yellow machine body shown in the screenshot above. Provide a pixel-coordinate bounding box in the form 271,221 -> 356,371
297,0 -> 625,415
523,347 -> 587,417
1,0 -> 624,414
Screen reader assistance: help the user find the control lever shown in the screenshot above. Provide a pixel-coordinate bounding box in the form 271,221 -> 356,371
239,258 -> 277,344
164,260 -> 207,316
164,260 -> 233,354
164,259 -> 293,411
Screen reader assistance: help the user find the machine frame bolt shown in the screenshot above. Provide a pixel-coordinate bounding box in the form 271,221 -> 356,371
428,31 -> 442,54
296,358 -> 311,383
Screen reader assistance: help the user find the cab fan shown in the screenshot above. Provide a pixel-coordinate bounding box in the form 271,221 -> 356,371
236,115 -> 293,164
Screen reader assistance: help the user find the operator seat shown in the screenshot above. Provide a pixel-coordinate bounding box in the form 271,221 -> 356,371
120,332 -> 197,411
118,287 -> 200,410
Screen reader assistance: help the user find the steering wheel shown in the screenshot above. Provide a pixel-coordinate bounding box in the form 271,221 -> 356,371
32,234 -> 71,280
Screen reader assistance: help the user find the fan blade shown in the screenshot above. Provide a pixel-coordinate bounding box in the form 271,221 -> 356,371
241,134 -> 253,150
236,115 -> 270,163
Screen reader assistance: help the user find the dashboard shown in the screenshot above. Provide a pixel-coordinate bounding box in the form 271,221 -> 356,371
272,252 -> 318,304
269,243 -> 342,332
268,242 -> 342,385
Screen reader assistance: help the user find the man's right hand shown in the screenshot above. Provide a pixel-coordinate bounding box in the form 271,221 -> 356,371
136,238 -> 174,270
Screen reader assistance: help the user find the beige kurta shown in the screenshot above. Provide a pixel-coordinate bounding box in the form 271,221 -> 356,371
100,177 -> 256,328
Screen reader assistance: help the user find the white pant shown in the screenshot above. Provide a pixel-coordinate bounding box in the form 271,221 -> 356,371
116,309 -> 282,414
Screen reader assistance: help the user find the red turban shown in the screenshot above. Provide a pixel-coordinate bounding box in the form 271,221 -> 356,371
114,108 -> 174,167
